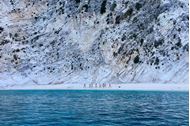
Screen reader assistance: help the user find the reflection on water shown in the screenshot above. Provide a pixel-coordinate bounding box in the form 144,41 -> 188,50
0,90 -> 188,126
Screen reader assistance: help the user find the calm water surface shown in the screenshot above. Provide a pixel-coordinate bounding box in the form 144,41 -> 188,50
0,90 -> 188,126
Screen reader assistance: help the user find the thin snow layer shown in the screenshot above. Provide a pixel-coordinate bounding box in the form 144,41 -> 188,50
0,0 -> 189,87
0,83 -> 188,92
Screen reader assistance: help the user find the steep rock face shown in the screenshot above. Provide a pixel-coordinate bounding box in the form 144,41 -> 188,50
0,0 -> 188,86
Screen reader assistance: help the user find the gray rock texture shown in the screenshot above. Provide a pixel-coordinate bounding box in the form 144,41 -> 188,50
0,0 -> 188,86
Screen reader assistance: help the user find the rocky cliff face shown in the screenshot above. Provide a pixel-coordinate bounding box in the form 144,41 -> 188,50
0,0 -> 188,86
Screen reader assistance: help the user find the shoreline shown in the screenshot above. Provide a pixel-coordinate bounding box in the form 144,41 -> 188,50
0,83 -> 188,92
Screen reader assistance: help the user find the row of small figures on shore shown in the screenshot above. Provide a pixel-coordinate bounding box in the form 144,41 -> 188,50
83,84 -> 112,88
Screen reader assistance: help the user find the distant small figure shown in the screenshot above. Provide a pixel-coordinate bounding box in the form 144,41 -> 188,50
83,84 -> 86,88
95,84 -> 97,88
103,83 -> 106,88
109,84 -> 111,88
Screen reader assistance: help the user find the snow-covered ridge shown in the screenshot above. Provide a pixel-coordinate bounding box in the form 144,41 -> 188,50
0,0 -> 188,87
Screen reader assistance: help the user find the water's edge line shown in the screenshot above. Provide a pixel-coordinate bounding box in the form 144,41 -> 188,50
0,83 -> 188,92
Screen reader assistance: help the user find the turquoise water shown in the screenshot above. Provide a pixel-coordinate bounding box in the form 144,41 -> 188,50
0,90 -> 188,126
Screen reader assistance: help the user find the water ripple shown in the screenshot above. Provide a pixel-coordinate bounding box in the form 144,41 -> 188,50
0,90 -> 188,126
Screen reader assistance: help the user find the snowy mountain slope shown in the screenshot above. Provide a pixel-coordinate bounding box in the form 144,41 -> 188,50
0,0 -> 188,86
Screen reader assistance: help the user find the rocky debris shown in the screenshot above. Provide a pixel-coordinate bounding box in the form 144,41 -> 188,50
0,0 -> 188,86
